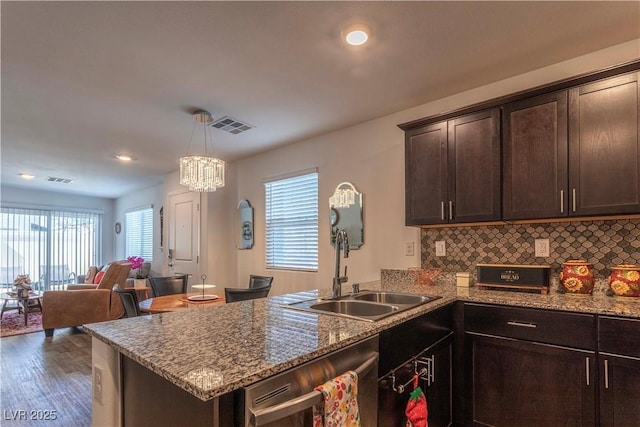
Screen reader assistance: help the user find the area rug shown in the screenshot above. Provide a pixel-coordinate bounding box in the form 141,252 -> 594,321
0,311 -> 43,338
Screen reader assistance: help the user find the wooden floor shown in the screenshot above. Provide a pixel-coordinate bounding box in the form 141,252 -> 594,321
0,328 -> 92,426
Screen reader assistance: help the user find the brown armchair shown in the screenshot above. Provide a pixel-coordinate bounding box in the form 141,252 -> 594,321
42,262 -> 131,337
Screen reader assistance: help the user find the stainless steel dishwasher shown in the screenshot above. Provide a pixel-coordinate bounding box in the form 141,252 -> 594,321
239,335 -> 379,427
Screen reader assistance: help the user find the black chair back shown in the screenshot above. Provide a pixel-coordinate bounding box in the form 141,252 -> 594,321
249,275 -> 274,289
149,275 -> 188,297
113,285 -> 141,318
225,285 -> 271,303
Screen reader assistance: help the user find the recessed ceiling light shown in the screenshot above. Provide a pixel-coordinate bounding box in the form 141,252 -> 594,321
344,25 -> 370,46
116,154 -> 133,161
19,173 -> 35,180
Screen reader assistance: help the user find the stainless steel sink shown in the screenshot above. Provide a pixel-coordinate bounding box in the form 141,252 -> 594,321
351,291 -> 432,305
311,300 -> 399,317
284,291 -> 440,321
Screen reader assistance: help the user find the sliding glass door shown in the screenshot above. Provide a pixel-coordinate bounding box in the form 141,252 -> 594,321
0,207 -> 102,290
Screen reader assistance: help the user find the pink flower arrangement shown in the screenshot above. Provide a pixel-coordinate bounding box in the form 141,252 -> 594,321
126,256 -> 144,270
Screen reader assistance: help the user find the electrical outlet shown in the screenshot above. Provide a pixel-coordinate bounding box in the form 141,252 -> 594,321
404,241 -> 415,256
535,239 -> 550,257
435,240 -> 446,257
94,365 -> 103,404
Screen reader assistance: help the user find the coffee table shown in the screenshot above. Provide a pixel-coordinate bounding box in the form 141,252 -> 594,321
0,291 -> 43,326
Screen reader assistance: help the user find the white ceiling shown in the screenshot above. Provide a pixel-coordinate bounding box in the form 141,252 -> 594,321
2,1 -> 639,198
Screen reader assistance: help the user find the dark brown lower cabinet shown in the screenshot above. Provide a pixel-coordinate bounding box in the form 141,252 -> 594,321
466,333 -> 596,427
378,305 -> 453,427
598,316 -> 640,427
379,335 -> 452,427
599,354 -> 640,427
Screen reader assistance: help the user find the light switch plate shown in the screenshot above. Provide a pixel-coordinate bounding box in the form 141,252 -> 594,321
535,239 -> 550,257
435,241 -> 446,257
404,241 -> 415,256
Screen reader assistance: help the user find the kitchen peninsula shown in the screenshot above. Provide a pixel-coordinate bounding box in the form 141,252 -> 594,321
84,271 -> 640,427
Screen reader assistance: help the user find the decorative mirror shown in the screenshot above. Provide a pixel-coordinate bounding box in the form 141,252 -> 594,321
329,182 -> 364,249
235,199 -> 254,250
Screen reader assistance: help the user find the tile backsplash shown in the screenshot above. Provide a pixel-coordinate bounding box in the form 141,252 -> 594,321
421,219 -> 640,278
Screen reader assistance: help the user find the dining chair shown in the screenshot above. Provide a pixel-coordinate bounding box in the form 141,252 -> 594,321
249,275 -> 274,289
113,285 -> 141,318
149,275 -> 188,297
225,284 -> 271,303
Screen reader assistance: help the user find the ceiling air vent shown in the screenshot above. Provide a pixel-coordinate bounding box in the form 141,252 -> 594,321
208,116 -> 254,135
46,176 -> 74,184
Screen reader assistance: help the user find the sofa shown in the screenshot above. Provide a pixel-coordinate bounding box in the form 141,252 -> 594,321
42,261 -> 131,337
76,261 -> 150,285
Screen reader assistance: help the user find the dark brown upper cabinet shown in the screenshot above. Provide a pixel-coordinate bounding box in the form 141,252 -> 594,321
504,72 -> 640,219
402,61 -> 640,226
503,91 -> 568,220
405,121 -> 448,225
405,108 -> 501,225
568,72 -> 640,216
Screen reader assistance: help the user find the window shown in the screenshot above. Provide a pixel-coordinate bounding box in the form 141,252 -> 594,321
125,206 -> 153,261
265,171 -> 318,271
0,207 -> 102,290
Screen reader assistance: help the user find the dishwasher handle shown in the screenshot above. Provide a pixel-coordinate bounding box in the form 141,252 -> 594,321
250,352 -> 379,426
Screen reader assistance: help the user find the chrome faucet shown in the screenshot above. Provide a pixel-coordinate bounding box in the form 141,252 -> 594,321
332,229 -> 349,298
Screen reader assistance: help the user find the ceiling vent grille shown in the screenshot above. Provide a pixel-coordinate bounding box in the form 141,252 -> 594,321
46,176 -> 74,184
208,116 -> 254,135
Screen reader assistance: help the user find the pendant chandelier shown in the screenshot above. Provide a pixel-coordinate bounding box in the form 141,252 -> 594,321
179,110 -> 225,192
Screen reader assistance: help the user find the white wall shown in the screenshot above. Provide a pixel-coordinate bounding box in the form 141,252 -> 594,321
113,183 -> 164,275
233,114 -> 419,296
230,39 -> 640,296
0,185 -> 116,263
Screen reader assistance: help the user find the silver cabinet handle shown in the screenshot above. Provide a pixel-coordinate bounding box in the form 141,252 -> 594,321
604,359 -> 609,389
441,202 -> 445,221
448,201 -> 453,220
586,357 -> 590,386
507,321 -> 537,328
572,188 -> 577,212
560,190 -> 564,214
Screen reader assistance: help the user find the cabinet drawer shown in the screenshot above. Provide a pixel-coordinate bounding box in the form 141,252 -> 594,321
599,316 -> 640,357
464,303 -> 596,350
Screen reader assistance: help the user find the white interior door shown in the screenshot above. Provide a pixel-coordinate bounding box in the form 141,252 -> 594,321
168,191 -> 200,287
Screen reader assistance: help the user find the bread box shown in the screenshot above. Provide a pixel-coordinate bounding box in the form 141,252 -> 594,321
476,263 -> 551,294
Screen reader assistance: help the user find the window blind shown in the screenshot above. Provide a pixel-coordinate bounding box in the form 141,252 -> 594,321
125,207 -> 153,261
0,207 -> 102,289
265,172 -> 318,271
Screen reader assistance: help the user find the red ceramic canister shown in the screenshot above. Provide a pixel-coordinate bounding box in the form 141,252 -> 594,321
560,260 -> 595,295
609,264 -> 640,297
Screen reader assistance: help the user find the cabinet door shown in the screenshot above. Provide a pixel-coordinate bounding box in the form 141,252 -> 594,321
423,337 -> 452,427
600,354 -> 640,427
466,334 -> 596,427
568,72 -> 640,215
503,91 -> 568,220
405,121 -> 448,225
448,108 -> 501,223
378,336 -> 452,427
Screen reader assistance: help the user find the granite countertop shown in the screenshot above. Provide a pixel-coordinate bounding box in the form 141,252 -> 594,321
83,272 -> 640,402
382,269 -> 640,318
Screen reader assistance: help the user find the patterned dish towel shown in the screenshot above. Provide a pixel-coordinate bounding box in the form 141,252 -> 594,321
313,370 -> 361,427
